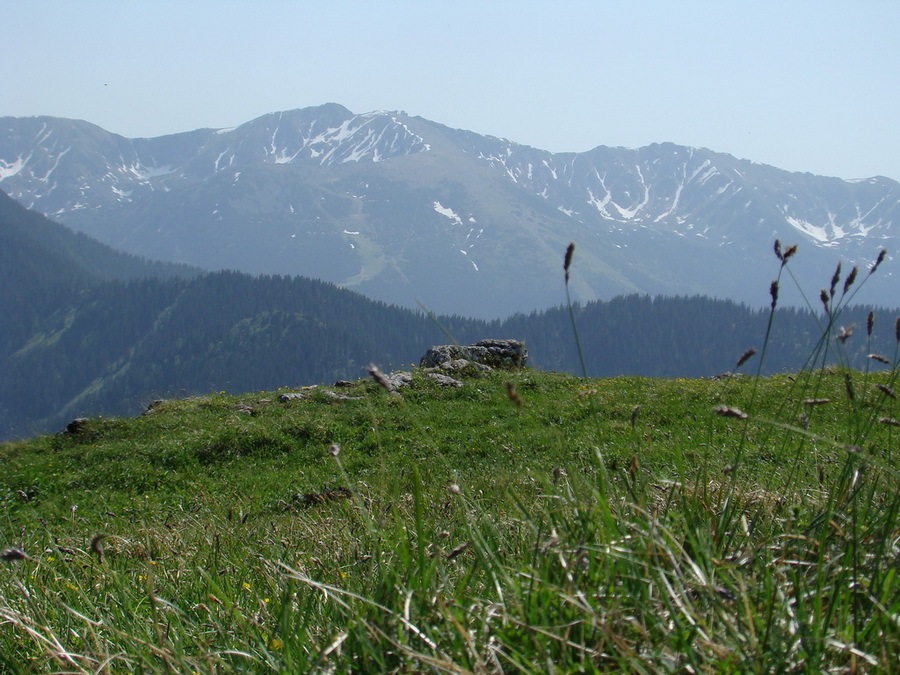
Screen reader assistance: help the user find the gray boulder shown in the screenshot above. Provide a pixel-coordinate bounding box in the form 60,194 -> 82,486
420,339 -> 527,369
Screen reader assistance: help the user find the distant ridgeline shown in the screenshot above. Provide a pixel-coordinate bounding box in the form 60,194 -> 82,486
1,107 -> 898,318
2,188 -> 898,442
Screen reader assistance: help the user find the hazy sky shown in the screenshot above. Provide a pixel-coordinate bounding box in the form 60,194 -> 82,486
5,1 -> 899,180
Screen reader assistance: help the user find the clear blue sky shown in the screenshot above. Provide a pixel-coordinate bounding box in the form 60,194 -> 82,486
5,0 -> 899,180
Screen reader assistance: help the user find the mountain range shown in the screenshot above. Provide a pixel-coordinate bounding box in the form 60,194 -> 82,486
1,103 -> 896,317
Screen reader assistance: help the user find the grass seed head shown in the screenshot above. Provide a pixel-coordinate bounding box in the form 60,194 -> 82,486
714,405 -> 749,420
868,353 -> 890,365
875,384 -> 896,399
803,398 -> 832,406
820,289 -> 830,309
896,316 -> 900,343
829,261 -> 842,298
769,281 -> 779,309
842,266 -> 858,295
90,534 -> 106,562
783,244 -> 798,261
844,372 -> 855,401
774,239 -> 783,262
506,381 -> 523,408
867,311 -> 875,336
870,248 -> 887,274
736,348 -> 757,369
1,548 -> 29,561
879,417 -> 900,427
564,242 -> 575,284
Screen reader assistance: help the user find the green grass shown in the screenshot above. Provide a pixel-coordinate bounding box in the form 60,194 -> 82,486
2,359 -> 898,672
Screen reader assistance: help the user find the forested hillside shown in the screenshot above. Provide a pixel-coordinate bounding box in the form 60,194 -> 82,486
3,189 -> 897,441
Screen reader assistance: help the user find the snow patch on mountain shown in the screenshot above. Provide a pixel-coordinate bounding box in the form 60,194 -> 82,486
0,154 -> 30,181
127,163 -> 176,181
433,201 -> 464,226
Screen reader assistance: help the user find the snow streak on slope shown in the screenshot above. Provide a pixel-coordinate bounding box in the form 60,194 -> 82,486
262,110 -> 430,166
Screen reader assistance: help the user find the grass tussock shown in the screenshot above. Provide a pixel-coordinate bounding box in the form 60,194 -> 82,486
1,244 -> 899,672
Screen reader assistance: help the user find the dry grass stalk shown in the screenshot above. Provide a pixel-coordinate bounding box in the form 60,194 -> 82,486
367,363 -> 393,392
837,325 -> 855,344
446,541 -> 471,561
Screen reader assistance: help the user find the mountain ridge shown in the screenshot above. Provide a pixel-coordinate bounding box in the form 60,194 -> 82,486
1,106 -> 896,317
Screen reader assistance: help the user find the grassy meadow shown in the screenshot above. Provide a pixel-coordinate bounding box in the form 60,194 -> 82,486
2,251 -> 899,673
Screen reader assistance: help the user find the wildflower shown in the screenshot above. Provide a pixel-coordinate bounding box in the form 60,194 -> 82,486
329,444 -> 340,457
269,637 -> 284,650
243,582 -> 252,591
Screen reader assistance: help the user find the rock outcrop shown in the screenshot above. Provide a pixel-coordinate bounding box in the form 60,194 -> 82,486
420,339 -> 527,370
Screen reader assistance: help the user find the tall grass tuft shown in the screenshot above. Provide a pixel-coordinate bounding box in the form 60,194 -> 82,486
563,242 -> 588,377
